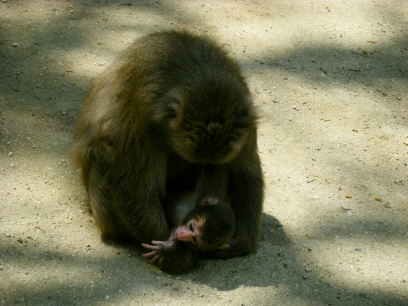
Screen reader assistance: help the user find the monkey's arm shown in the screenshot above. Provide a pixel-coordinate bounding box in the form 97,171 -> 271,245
195,165 -> 229,202
77,132 -> 171,243
204,130 -> 264,259
107,144 -> 171,243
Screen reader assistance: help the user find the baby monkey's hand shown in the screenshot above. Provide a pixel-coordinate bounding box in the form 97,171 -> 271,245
142,240 -> 176,265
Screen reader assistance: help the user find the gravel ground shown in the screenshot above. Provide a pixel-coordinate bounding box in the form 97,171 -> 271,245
1,1 -> 407,305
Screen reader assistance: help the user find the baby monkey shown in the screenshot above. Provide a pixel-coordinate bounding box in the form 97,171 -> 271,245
142,191 -> 236,265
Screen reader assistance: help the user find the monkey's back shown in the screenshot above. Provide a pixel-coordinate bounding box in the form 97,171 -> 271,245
82,32 -> 244,117
74,31 -> 249,157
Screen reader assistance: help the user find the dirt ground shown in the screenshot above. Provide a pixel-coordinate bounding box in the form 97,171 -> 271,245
1,0 -> 407,305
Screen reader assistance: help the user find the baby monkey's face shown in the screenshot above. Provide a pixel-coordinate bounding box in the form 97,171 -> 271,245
174,202 -> 236,251
174,216 -> 206,247
174,216 -> 230,251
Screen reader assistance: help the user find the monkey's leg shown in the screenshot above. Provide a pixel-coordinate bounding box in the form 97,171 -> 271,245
222,153 -> 263,258
88,167 -> 171,243
121,197 -> 170,243
87,166 -> 131,242
83,138 -> 171,243
107,154 -> 171,243
203,138 -> 264,259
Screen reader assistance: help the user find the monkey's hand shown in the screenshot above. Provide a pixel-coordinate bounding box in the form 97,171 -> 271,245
142,240 -> 197,274
141,240 -> 176,265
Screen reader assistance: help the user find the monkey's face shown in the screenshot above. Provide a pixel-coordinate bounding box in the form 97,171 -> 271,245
167,96 -> 255,164
174,215 -> 231,251
174,216 -> 206,247
176,204 -> 236,251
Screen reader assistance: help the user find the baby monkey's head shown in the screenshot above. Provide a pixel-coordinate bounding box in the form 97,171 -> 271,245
175,197 -> 236,251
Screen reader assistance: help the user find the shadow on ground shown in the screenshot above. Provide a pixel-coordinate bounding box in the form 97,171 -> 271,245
1,213 -> 407,305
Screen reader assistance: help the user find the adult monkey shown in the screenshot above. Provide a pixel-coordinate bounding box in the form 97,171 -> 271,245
73,31 -> 264,272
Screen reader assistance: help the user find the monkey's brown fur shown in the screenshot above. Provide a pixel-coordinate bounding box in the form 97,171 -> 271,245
73,31 -> 264,273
